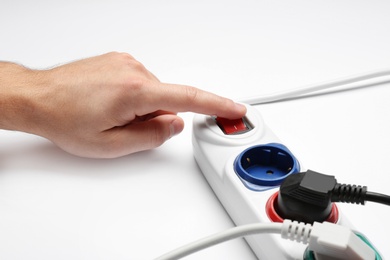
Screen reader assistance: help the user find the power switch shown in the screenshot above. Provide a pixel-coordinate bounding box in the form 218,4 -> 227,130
215,117 -> 253,135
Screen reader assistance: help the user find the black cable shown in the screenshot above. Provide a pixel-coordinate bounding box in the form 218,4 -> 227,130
331,182 -> 390,206
365,191 -> 390,206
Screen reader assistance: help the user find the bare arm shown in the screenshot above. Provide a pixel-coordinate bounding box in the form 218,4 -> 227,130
0,52 -> 246,158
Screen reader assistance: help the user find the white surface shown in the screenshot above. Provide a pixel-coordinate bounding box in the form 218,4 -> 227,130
1,1 -> 390,259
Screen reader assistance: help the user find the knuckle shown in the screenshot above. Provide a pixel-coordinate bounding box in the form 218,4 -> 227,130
119,52 -> 135,60
112,52 -> 144,71
221,97 -> 234,108
184,86 -> 199,104
109,51 -> 135,61
128,59 -> 146,72
126,77 -> 146,96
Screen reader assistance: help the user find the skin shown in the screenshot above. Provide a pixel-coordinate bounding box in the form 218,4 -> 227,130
0,52 -> 246,158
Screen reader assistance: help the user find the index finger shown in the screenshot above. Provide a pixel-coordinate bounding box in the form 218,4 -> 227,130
135,82 -> 247,119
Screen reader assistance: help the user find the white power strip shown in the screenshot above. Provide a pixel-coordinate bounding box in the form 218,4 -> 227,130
191,104 -> 356,259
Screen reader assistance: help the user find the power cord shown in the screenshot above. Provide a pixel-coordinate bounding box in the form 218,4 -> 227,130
155,219 -> 376,260
332,183 -> 390,206
239,69 -> 390,105
363,191 -> 390,206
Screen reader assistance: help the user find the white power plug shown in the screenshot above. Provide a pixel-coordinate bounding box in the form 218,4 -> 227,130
308,222 -> 375,260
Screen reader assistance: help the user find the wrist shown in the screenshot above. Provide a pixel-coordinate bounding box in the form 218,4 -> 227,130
0,62 -> 49,135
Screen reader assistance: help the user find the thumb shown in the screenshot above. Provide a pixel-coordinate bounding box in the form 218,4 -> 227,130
113,114 -> 184,155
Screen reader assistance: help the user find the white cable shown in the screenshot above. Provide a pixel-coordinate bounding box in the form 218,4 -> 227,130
155,220 -> 376,260
239,69 -> 390,105
155,220 -> 310,260
155,222 -> 283,260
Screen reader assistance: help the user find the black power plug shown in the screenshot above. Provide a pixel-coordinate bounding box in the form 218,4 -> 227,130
276,170 -> 336,223
275,170 -> 367,223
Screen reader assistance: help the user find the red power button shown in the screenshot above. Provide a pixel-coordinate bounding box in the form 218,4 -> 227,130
215,117 -> 252,135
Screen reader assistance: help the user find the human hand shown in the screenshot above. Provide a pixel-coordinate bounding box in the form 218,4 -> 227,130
0,52 -> 246,158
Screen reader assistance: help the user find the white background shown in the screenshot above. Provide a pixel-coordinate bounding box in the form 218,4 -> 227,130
1,0 -> 390,259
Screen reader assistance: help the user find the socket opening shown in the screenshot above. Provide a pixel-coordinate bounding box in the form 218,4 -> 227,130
234,143 -> 300,187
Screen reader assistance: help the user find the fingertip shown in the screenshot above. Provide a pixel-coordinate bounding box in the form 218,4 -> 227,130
169,117 -> 185,138
215,101 -> 247,119
234,102 -> 247,116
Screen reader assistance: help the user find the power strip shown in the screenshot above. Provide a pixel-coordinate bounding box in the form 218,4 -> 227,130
192,104 -> 378,259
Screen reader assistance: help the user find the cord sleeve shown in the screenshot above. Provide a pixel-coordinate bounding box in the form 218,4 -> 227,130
331,183 -> 367,205
281,219 -> 312,244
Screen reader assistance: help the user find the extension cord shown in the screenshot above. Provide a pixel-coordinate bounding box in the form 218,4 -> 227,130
191,104 -> 376,259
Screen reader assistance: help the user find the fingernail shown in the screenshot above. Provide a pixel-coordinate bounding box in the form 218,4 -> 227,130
235,103 -> 247,114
